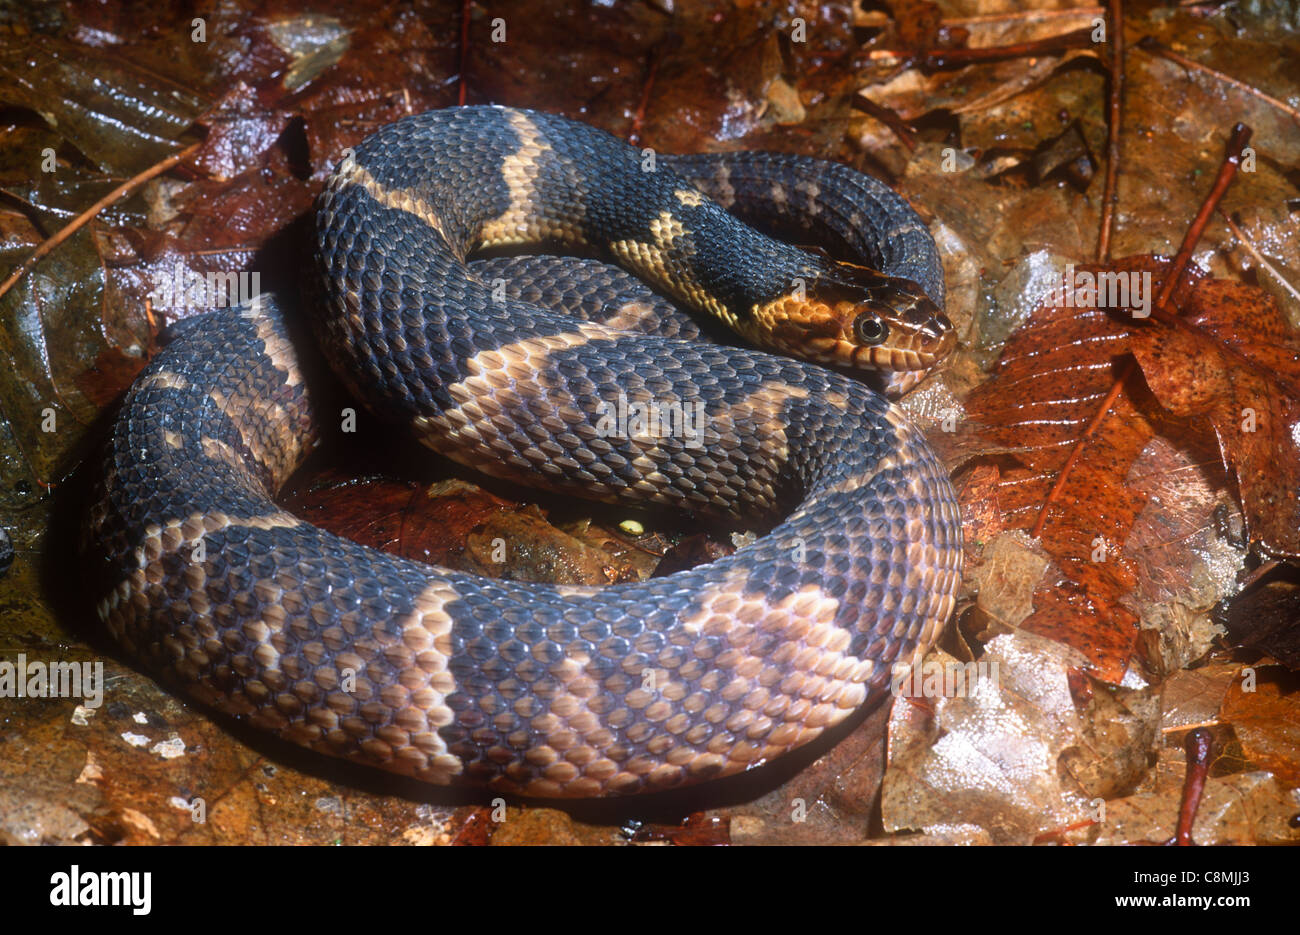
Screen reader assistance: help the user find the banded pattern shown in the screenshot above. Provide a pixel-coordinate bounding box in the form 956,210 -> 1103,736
86,106 -> 962,797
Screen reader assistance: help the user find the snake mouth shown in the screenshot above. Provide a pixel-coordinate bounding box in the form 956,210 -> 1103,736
776,327 -> 956,383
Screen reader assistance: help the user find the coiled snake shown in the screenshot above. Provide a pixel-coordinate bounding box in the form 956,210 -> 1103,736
85,106 -> 962,797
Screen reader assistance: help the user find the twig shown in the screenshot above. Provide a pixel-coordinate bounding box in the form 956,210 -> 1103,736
940,6 -> 1104,26
851,95 -> 918,151
1096,0 -> 1124,263
1167,728 -> 1214,846
627,51 -> 661,148
1152,124 -> 1252,314
871,27 -> 1096,69
1143,128 -> 1300,401
0,143 -> 200,303
628,34 -> 682,149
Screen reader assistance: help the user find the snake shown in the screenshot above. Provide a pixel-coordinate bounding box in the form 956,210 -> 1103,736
84,105 -> 962,798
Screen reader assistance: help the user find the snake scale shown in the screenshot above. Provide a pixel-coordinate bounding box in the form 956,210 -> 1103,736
84,106 -> 962,797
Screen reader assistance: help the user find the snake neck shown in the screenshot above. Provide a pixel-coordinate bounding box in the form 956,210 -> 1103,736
316,105 -> 942,376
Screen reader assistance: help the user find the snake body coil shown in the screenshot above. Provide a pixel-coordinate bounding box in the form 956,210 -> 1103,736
86,106 -> 962,797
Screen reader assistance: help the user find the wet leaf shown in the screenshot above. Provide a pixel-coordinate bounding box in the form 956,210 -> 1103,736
1220,573 -> 1300,669
1059,680 -> 1161,800
283,470 -> 640,586
961,259 -> 1195,681
1092,749 -> 1300,846
1158,660 -> 1242,733
1131,278 -> 1300,557
0,35 -> 202,175
1220,665 -> 1300,786
881,633 -> 1094,844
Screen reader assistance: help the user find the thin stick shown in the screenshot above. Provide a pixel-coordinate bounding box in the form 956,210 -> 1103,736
1153,123 -> 1252,314
941,6 -> 1104,26
0,143 -> 200,303
1169,728 -> 1214,846
627,28 -> 685,148
876,27 -> 1096,69
1097,0 -> 1124,263
628,43 -> 666,148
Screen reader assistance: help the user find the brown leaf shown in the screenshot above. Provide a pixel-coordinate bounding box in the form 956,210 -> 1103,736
627,813 -> 731,846
963,258 -> 1196,681
1131,279 -> 1300,557
193,83 -> 293,182
953,462 -> 1004,564
1120,435 -> 1237,611
1031,120 -> 1096,191
968,531 -> 1049,629
1093,747 -> 1300,846
1158,660 -> 1241,733
283,471 -> 637,586
725,700 -> 894,845
1221,572 -> 1300,669
891,0 -> 945,51
1220,665 -> 1300,786
880,634 -> 1093,844
1120,436 -> 1243,679
1059,679 -> 1161,800
0,35 -> 203,175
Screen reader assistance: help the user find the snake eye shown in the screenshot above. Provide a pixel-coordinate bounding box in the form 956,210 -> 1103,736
853,313 -> 889,346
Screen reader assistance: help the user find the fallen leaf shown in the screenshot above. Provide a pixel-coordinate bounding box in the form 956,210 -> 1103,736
1091,749 -> 1300,846
881,633 -> 1094,844
1220,665 -> 1300,787
1131,278 -> 1300,557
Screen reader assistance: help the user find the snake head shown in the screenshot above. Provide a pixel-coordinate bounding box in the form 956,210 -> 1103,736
753,259 -> 956,376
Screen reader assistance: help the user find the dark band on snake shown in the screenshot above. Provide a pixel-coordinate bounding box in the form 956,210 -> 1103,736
84,105 -> 963,798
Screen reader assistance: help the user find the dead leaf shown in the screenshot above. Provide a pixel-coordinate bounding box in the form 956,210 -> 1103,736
1159,660 -> 1242,733
1131,278 -> 1300,557
1091,748 -> 1300,845
962,258 -> 1198,681
1220,665 -> 1300,787
881,634 -> 1094,844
